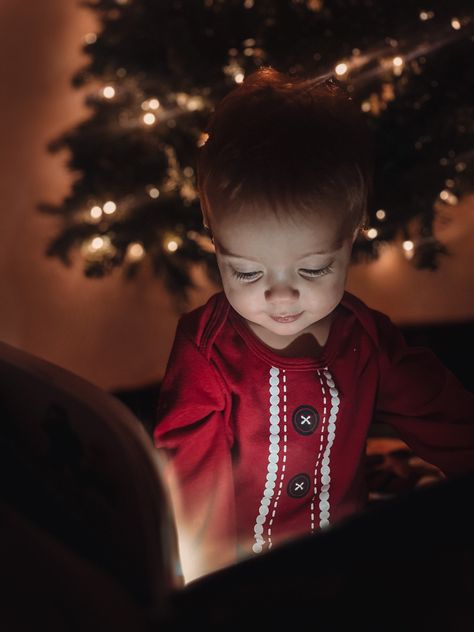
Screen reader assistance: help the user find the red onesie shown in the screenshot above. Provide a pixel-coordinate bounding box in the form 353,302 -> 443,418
153,290 -> 474,574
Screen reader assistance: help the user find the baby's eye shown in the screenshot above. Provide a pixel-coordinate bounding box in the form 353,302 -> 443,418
231,265 -> 333,282
300,265 -> 333,278
231,269 -> 261,281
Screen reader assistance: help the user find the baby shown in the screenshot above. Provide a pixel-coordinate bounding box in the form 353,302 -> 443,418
153,67 -> 474,583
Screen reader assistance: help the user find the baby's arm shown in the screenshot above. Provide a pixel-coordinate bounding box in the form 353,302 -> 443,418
153,320 -> 237,583
374,311 -> 474,478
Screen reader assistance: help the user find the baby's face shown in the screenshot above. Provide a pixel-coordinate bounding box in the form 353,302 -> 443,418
211,210 -> 358,342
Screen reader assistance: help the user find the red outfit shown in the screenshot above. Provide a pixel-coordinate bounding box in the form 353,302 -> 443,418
153,290 -> 474,571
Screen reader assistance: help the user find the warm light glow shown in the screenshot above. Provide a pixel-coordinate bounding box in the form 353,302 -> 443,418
361,101 -> 371,112
102,86 -> 116,99
335,63 -> 348,76
367,228 -> 378,239
166,240 -> 179,252
90,206 -> 102,219
103,201 -> 117,214
451,18 -> 461,30
376,209 -> 386,220
142,98 -> 160,110
402,240 -> 414,252
392,56 -> 404,76
127,242 -> 145,261
143,113 -> 157,125
187,96 -> 204,111
439,190 -> 458,205
197,132 -> 209,147
84,33 -> 97,44
147,186 -> 160,198
419,10 -> 434,20
234,72 -> 245,83
91,236 -> 105,251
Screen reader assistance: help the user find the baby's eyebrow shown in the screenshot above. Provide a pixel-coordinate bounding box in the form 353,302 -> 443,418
217,240 -> 342,261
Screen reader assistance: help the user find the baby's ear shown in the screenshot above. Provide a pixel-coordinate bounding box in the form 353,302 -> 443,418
351,226 -> 360,244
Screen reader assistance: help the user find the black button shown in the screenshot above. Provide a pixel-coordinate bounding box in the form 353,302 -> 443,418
287,473 -> 311,498
292,405 -> 319,435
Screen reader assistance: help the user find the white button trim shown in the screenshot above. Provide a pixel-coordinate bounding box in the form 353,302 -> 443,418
252,366 -> 286,554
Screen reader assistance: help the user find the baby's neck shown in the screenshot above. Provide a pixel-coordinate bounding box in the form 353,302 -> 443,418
246,311 -> 335,358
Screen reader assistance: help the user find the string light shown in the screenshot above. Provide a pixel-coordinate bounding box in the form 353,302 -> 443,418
90,236 -> 106,251
103,201 -> 117,215
392,56 -> 404,76
376,209 -> 386,220
186,96 -> 205,111
84,33 -> 97,45
335,62 -> 348,76
402,240 -> 415,259
90,206 -> 102,220
147,186 -> 160,198
143,112 -> 157,126
142,98 -> 160,111
366,228 -> 378,239
81,235 -> 113,257
234,72 -> 245,83
165,235 -> 184,252
126,242 -> 145,261
102,86 -> 116,99
451,18 -> 461,30
439,189 -> 458,205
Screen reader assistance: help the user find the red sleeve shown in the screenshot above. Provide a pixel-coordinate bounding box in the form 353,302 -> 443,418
374,311 -> 474,478
153,319 -> 237,581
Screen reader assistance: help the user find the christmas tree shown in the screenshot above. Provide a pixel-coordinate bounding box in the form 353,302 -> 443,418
38,0 -> 474,308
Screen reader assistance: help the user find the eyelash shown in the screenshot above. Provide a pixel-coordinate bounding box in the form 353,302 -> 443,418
231,265 -> 333,282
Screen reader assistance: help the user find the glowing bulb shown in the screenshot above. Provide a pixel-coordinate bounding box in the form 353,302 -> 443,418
402,240 -> 414,252
142,98 -> 160,111
187,96 -> 204,111
91,237 -> 105,251
234,72 -> 244,83
376,209 -> 386,220
103,201 -> 117,214
367,228 -> 378,239
102,86 -> 116,99
451,18 -> 461,30
439,190 -> 458,205
90,206 -> 102,220
166,240 -> 179,252
143,113 -> 156,125
127,242 -> 145,261
419,11 -> 428,20
392,56 -> 404,76
335,63 -> 348,76
361,101 -> 371,112
84,33 -> 97,44
147,186 -> 160,198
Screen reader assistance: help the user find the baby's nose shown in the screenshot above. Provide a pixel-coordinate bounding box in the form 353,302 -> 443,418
265,284 -> 299,302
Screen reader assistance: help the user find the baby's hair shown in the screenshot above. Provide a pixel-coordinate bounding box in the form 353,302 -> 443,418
197,66 -> 374,238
